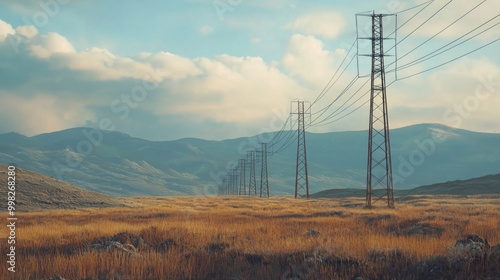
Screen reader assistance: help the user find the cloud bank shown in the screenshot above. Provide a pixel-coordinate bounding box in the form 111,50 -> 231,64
0,3 -> 498,141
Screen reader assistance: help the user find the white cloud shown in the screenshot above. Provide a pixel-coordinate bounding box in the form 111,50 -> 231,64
63,48 -> 154,81
291,11 -> 345,39
139,52 -> 202,80
154,54 -> 308,125
283,34 -> 345,86
0,18 -> 310,138
0,93 -> 95,136
0,19 -> 15,42
389,58 -> 500,131
0,14 -> 498,139
30,32 -> 75,58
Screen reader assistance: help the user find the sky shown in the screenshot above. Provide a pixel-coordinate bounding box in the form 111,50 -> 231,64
0,0 -> 498,141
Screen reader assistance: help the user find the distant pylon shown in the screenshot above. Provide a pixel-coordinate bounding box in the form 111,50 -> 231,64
228,172 -> 233,195
220,176 -> 225,195
227,170 -> 234,195
224,174 -> 230,195
248,150 -> 257,196
260,143 -> 269,197
233,168 -> 239,195
292,100 -> 310,198
360,13 -> 395,208
239,159 -> 246,195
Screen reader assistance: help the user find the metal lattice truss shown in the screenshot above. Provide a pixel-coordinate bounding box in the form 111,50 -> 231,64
362,14 -> 395,208
294,101 -> 310,199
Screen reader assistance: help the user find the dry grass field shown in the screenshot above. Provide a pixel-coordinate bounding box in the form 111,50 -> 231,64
2,195 -> 500,280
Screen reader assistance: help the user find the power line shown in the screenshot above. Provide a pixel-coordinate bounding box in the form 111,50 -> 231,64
310,76 -> 359,124
396,14 -> 500,72
386,0 -> 452,54
268,116 -> 297,151
386,2 -> 496,71
311,77 -> 370,127
311,38 -> 358,107
316,80 -> 399,127
387,0 -> 434,40
267,114 -> 292,148
397,36 -> 500,81
397,0 -> 486,62
321,97 -> 370,126
314,89 -> 370,127
394,0 -> 434,15
310,54 -> 358,119
273,129 -> 298,154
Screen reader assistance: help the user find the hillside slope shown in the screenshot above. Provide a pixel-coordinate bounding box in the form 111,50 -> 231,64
311,173 -> 500,198
405,173 -> 500,195
0,164 -> 123,212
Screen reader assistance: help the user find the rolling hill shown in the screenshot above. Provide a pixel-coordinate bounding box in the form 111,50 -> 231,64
311,173 -> 500,198
0,164 -> 123,212
0,123 -> 499,196
401,173 -> 500,196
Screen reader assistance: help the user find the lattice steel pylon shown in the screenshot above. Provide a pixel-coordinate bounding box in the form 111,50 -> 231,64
235,168 -> 240,195
247,150 -> 257,196
225,174 -> 231,195
292,101 -> 310,199
228,173 -> 233,195
221,175 -> 227,195
231,168 -> 238,195
239,159 -> 246,195
260,143 -> 269,197
359,13 -> 395,208
228,172 -> 232,195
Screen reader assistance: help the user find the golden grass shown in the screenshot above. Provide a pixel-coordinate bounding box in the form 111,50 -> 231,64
1,195 -> 499,279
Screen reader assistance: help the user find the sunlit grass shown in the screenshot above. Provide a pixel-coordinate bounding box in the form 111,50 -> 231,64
2,194 -> 499,279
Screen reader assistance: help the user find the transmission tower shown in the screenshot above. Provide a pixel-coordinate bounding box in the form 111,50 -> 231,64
233,168 -> 239,195
219,177 -> 224,195
228,172 -> 233,195
224,174 -> 229,195
292,100 -> 310,199
247,150 -> 257,196
239,159 -> 246,195
228,173 -> 233,195
260,143 -> 269,197
358,13 -> 395,208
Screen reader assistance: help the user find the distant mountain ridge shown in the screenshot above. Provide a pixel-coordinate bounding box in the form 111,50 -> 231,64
0,123 -> 499,196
